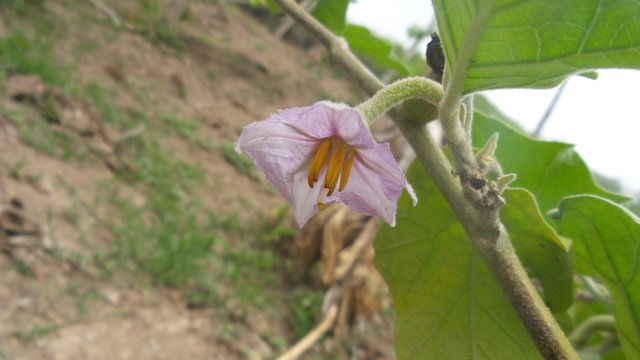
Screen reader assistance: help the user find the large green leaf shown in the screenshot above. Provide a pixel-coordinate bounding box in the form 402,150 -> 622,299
472,112 -> 628,214
312,0 -> 349,34
344,24 -> 410,77
551,195 -> 640,359
432,0 -> 640,92
502,188 -> 572,313
374,162 -> 541,359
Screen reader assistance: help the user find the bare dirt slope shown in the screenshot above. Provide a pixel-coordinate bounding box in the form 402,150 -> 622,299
0,1 -> 387,359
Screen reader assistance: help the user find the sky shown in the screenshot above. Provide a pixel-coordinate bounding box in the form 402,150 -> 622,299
347,0 -> 640,194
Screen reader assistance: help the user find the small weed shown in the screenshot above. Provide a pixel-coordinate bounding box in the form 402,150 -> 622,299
218,322 -> 240,343
98,127 -> 216,299
135,0 -> 186,51
160,115 -> 200,140
65,282 -> 99,319
195,136 -> 218,151
83,82 -> 136,128
290,289 -> 323,339
16,323 -> 60,343
110,196 -> 218,288
73,79 -> 222,302
2,109 -> 86,160
221,142 -> 258,180
13,258 -> 35,278
129,138 -> 204,195
264,334 -> 287,353
7,158 -> 27,179
74,38 -> 101,55
210,212 -> 242,233
0,33 -> 70,87
257,204 -> 295,245
255,42 -> 267,53
0,0 -> 44,12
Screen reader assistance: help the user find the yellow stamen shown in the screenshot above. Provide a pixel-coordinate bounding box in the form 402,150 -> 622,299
317,202 -> 327,210
338,152 -> 355,192
306,137 -> 356,197
325,146 -> 346,196
307,138 -> 331,187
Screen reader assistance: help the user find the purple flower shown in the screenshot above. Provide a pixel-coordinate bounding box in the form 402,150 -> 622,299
236,101 -> 416,227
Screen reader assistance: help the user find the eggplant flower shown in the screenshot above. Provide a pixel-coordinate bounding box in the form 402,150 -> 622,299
236,101 -> 416,227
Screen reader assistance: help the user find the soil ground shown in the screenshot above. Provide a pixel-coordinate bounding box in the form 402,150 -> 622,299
0,1 -> 392,359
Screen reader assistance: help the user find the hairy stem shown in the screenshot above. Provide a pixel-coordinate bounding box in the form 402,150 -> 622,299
436,3 -> 493,177
356,77 -> 443,125
569,314 -> 617,349
272,0 -> 577,358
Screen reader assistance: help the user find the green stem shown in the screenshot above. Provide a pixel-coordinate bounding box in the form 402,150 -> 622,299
400,122 -> 576,360
437,3 -> 494,177
395,118 -> 475,223
355,77 -> 443,125
569,314 -> 617,349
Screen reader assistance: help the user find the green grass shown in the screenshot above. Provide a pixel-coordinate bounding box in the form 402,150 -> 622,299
134,0 -> 186,51
12,258 -> 35,278
221,142 -> 258,180
0,5 -> 298,318
105,194 -> 218,289
99,146 -> 291,306
87,101 -> 221,299
0,33 -> 71,87
83,82 -> 138,128
0,28 -> 85,160
160,115 -> 200,140
16,323 -> 61,343
290,288 -> 324,339
65,282 -> 100,319
2,108 -> 87,160
0,0 -> 44,19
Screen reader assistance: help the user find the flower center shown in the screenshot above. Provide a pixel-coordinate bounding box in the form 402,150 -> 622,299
307,137 -> 356,198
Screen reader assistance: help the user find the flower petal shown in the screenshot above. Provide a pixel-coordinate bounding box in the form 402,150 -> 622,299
337,161 -> 398,226
291,167 -> 327,227
236,114 -> 317,203
357,143 -> 414,203
281,102 -> 376,148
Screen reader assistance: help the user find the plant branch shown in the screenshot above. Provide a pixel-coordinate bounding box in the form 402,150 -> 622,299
277,304 -> 338,360
356,77 -> 443,125
462,95 -> 474,136
437,4 -> 493,177
569,314 -> 616,349
272,0 -> 577,358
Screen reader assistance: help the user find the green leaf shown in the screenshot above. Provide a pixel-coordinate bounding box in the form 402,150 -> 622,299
344,24 -> 410,77
472,112 -> 628,215
374,162 -> 541,359
432,0 -> 640,92
579,71 -> 599,80
551,195 -> 640,359
312,0 -> 349,34
502,188 -> 573,313
248,0 -> 267,8
265,0 -> 283,14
